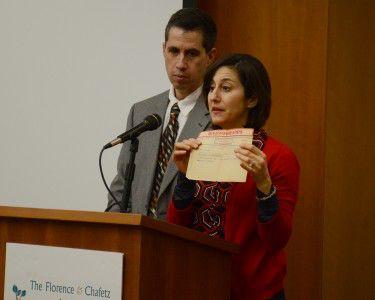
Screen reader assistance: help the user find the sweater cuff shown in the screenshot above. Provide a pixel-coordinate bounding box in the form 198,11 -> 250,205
257,185 -> 279,223
172,172 -> 196,209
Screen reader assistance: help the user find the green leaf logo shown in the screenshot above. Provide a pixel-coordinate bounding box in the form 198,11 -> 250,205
12,284 -> 26,299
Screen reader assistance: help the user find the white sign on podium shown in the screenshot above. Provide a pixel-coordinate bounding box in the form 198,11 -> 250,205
4,243 -> 123,300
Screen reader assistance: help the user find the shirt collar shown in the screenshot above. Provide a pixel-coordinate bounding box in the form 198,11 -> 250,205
168,85 -> 203,117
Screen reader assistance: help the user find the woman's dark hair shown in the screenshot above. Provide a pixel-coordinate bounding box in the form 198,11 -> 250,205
165,8 -> 217,52
203,53 -> 271,130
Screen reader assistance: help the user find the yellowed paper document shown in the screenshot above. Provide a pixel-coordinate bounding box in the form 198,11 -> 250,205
186,128 -> 253,182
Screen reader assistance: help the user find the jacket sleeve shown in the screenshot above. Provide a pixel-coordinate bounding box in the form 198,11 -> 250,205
167,173 -> 196,226
256,145 -> 300,251
167,199 -> 195,226
106,104 -> 135,212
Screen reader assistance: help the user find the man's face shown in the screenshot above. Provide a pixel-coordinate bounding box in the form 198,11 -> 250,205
163,27 -> 216,100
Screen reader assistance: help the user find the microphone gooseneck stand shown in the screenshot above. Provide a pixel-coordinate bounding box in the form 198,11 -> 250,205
119,137 -> 139,213
101,113 -> 162,213
100,137 -> 139,213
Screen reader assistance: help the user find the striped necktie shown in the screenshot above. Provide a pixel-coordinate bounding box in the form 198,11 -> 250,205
149,103 -> 180,217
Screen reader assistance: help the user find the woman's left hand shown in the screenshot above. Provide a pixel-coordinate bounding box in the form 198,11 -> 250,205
234,143 -> 272,194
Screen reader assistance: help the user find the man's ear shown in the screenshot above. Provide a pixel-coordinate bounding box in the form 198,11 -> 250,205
162,42 -> 166,53
207,47 -> 217,66
247,98 -> 258,109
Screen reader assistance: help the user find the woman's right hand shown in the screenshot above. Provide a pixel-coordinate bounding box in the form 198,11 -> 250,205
173,138 -> 202,174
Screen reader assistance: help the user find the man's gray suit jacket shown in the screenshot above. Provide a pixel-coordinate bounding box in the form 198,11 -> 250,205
107,90 -> 210,219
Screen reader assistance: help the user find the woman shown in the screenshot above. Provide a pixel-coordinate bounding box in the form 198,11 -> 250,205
167,54 -> 300,300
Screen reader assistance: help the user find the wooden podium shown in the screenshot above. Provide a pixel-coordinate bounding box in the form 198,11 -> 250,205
0,206 -> 238,299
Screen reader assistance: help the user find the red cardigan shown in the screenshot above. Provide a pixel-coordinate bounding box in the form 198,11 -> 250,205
167,136 -> 300,300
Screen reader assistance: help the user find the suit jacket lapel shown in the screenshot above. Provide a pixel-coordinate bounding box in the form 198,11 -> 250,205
158,95 -> 210,197
148,93 -> 169,161
133,92 -> 168,212
140,91 -> 169,165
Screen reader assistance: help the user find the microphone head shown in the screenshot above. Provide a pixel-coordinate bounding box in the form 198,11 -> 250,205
144,114 -> 162,130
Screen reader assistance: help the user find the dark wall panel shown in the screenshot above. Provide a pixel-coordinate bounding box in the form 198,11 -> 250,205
198,1 -> 327,299
323,0 -> 375,298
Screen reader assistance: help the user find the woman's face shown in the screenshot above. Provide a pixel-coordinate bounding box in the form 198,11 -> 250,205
208,66 -> 255,129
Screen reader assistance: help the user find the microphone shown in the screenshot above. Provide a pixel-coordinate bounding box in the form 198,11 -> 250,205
103,114 -> 162,149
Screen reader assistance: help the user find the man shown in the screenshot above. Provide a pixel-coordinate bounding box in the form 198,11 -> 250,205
106,8 -> 217,219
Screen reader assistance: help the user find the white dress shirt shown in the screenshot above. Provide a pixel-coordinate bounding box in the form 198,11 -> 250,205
164,85 -> 203,139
